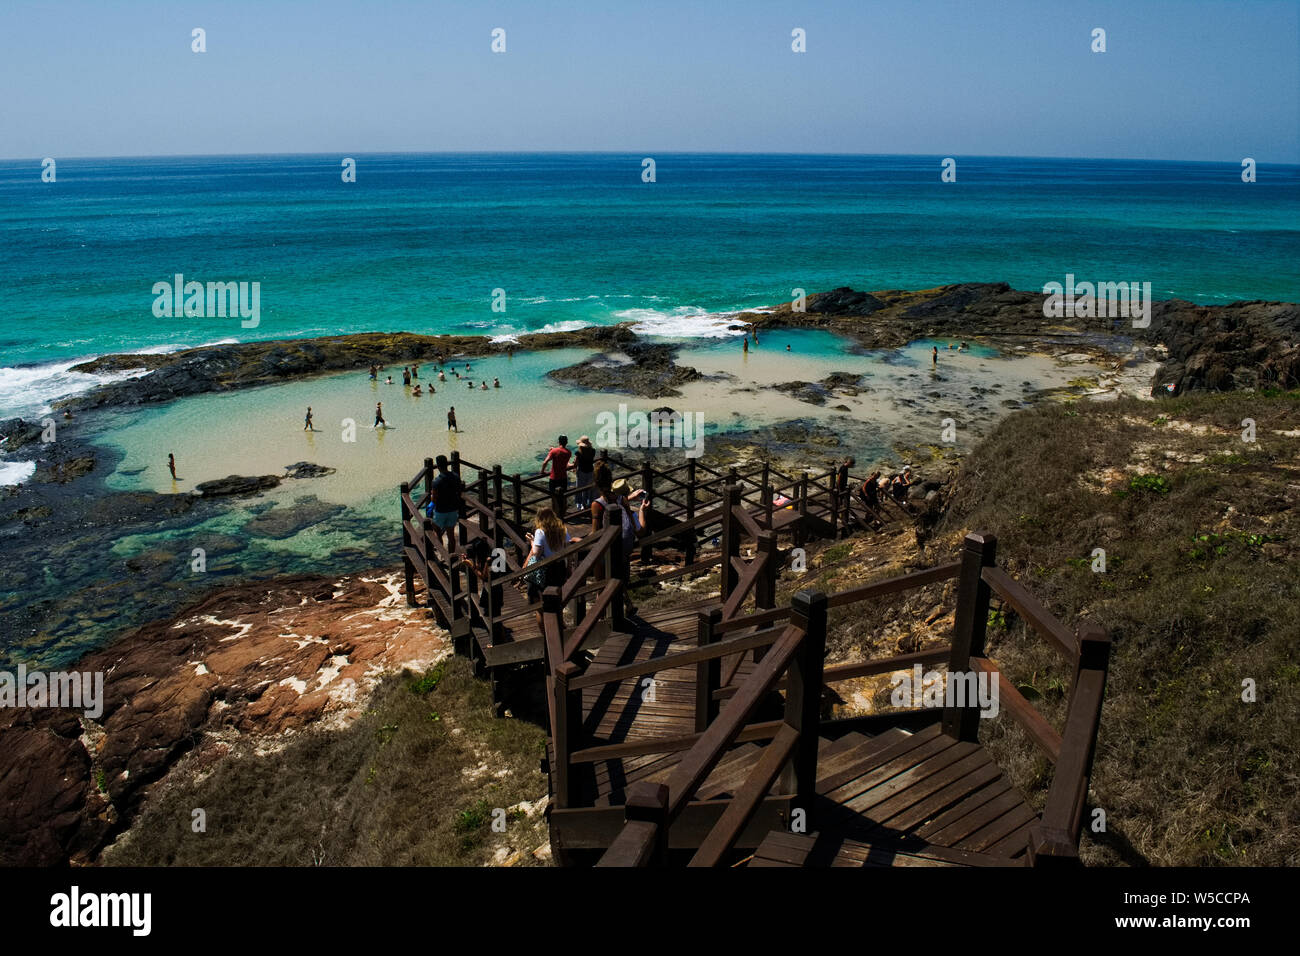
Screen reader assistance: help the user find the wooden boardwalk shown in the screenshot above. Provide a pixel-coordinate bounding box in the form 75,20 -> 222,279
397,454 -> 1111,868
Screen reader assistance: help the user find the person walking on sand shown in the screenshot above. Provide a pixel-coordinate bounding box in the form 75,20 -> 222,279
167,453 -> 177,480
374,402 -> 387,429
447,406 -> 458,432
304,406 -> 314,431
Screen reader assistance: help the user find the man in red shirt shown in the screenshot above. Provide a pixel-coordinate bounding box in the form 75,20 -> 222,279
540,435 -> 572,515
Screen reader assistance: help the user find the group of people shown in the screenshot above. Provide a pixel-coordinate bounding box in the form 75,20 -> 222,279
436,435 -> 652,628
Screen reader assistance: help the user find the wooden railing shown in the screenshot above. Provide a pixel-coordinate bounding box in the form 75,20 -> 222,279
595,531 -> 1111,867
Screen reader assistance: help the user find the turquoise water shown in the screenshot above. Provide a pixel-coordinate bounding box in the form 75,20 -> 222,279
1,153 -> 1297,418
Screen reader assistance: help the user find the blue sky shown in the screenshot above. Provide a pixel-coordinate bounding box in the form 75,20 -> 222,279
2,0 -> 1296,161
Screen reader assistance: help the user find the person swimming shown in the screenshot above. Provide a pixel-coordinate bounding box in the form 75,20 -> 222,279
493,377 -> 500,388
480,381 -> 488,390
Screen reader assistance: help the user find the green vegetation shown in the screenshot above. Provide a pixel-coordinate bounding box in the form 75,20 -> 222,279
938,390 -> 1300,866
100,656 -> 549,866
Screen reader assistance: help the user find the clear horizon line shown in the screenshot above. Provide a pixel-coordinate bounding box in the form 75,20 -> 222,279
3,149 -> 1297,167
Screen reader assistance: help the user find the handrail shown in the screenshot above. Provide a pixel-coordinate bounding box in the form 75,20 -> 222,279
981,566 -> 1077,663
567,624 -> 786,691
561,578 -> 622,661
970,657 -> 1062,762
826,561 -> 961,608
662,624 -> 804,822
560,526 -> 618,603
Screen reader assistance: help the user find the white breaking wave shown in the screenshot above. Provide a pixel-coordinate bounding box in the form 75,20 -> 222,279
490,320 -> 594,343
616,307 -> 753,339
0,360 -> 149,420
0,459 -> 37,487
0,338 -> 243,419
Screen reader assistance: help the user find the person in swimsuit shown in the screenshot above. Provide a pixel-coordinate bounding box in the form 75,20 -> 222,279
447,406 -> 458,432
374,403 -> 387,428
304,406 -> 313,430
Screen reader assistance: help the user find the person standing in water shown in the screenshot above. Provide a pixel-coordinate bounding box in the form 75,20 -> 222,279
369,365 -> 378,381
493,377 -> 500,388
932,346 -> 938,366
304,407 -> 314,431
447,406 -> 458,432
374,403 -> 387,429
411,363 -> 419,381
402,367 -> 411,386
167,453 -> 177,480
743,337 -> 749,354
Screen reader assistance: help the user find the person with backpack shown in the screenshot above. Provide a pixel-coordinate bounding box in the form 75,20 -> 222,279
590,471 -> 644,617
426,454 -> 463,549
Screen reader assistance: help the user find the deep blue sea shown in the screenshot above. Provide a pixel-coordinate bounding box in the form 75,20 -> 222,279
1,152 -> 1297,418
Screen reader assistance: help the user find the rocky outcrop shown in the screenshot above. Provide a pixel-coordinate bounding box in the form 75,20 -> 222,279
747,283 -> 1299,397
59,326 -> 640,412
0,569 -> 443,866
1137,300 -> 1300,394
194,474 -> 282,497
548,342 -> 702,398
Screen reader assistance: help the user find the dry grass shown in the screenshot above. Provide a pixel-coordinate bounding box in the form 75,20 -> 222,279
101,657 -> 551,866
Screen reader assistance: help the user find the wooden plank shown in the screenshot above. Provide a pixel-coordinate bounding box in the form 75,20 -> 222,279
822,646 -> 953,683
904,775 -> 1012,838
549,795 -> 794,849
866,749 -> 998,828
922,787 -> 1027,846
824,733 -> 960,806
816,723 -> 944,797
959,802 -> 1039,853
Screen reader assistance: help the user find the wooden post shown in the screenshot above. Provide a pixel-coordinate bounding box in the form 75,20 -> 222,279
400,483 -> 416,606
624,781 -> 669,866
719,485 -> 741,602
552,660 -> 583,810
784,589 -> 828,818
695,607 -> 722,731
447,517 -> 462,637
451,450 -> 461,479
755,530 -> 777,610
493,464 -> 503,511
609,525 -> 628,631
685,459 -> 698,565
942,533 -> 997,742
423,458 -> 434,511
760,461 -> 770,518
827,470 -> 839,538
640,464 -> 655,564
512,474 -> 523,528
489,509 -> 505,645
797,471 -> 809,548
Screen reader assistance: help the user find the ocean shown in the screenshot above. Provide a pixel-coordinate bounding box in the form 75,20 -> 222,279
1,152 -> 1298,419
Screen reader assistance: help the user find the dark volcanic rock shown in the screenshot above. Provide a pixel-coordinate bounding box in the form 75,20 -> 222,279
807,287 -> 886,316
0,418 -> 44,451
194,474 -> 282,497
1138,300 -> 1300,396
773,381 -> 830,406
284,461 -> 337,480
548,342 -> 702,398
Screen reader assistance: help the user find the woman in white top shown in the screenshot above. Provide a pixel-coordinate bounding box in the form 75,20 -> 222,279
527,507 -> 572,627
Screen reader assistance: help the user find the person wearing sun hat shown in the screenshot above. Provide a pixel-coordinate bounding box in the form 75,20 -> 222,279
573,435 -> 596,512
